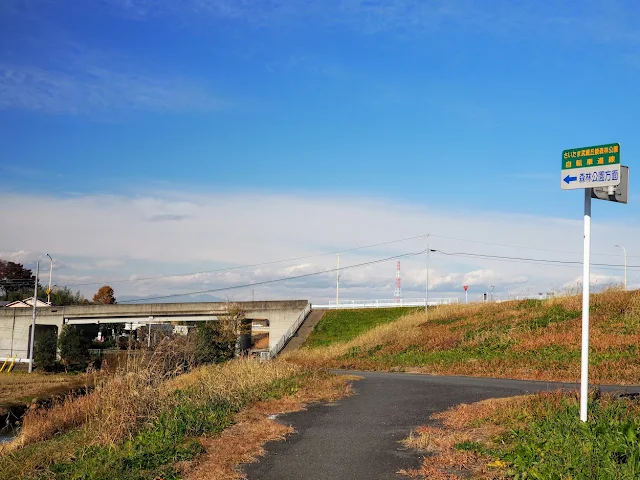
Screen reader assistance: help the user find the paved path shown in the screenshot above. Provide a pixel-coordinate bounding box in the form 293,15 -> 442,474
244,372 -> 640,480
280,309 -> 325,354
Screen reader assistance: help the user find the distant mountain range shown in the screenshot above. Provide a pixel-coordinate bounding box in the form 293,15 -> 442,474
117,293 -> 225,304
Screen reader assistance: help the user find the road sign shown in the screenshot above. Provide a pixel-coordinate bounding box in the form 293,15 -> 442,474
561,141 -> 630,423
463,286 -> 468,291
561,143 -> 620,190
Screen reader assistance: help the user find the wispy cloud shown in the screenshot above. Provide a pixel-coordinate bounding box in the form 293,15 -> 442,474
0,62 -> 226,115
100,0 -> 640,43
0,190 -> 635,302
148,214 -> 191,222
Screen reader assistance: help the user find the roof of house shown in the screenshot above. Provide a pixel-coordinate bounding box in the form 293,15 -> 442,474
5,297 -> 50,308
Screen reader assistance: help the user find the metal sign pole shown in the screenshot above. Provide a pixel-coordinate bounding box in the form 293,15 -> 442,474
580,188 -> 592,422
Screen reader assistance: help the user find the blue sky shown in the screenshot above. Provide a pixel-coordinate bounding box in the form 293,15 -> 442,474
1,1 -> 639,302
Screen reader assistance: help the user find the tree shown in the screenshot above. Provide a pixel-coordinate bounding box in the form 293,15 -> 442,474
0,260 -> 37,301
93,285 -> 116,304
58,325 -> 90,370
36,286 -> 88,306
34,328 -> 58,371
195,321 -> 235,364
194,304 -> 245,364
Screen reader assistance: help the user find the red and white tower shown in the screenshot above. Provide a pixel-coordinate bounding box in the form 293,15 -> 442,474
394,261 -> 402,302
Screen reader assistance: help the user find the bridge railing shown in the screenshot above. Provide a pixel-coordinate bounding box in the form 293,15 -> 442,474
267,301 -> 312,359
313,298 -> 459,309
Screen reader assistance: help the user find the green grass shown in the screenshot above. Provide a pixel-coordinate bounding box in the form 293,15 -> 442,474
499,396 -> 640,479
368,338 -> 514,367
304,307 -> 420,347
1,374 -> 305,480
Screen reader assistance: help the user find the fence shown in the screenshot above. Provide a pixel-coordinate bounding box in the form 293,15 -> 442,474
266,301 -> 312,359
313,298 -> 459,309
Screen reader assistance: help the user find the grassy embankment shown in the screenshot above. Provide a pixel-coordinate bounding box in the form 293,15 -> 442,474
0,354 -> 353,480
292,289 -> 640,479
290,289 -> 640,384
402,391 -> 640,479
305,307 -> 421,347
0,373 -> 90,416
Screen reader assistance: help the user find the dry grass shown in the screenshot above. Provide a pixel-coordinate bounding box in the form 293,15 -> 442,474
288,289 -> 640,384
401,390 -> 640,479
400,392 -> 571,479
3,352 -> 307,455
4,348 -> 183,453
0,356 -> 344,479
251,332 -> 269,350
182,373 -> 357,480
0,372 -> 89,415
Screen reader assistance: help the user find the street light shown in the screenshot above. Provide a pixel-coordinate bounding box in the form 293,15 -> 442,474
615,244 -> 627,291
46,254 -> 53,305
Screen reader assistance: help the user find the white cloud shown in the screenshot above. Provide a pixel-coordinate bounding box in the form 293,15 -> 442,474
562,273 -> 623,291
0,250 -> 33,263
0,190 -> 636,302
0,63 -> 225,114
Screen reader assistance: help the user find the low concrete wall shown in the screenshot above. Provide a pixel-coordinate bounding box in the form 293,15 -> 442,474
0,300 -> 309,360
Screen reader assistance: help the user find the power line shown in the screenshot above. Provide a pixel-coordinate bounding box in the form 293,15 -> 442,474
14,231 -> 637,291
121,246 -> 637,304
432,249 -> 640,270
119,248 -> 428,304
62,234 -> 429,288
429,234 -> 640,259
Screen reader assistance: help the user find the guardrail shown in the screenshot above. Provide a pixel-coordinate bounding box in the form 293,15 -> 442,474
313,298 -> 459,309
267,301 -> 312,359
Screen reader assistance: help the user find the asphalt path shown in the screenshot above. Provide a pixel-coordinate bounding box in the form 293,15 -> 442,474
244,371 -> 640,480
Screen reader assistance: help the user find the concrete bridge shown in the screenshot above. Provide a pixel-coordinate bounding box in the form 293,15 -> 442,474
0,300 -> 310,363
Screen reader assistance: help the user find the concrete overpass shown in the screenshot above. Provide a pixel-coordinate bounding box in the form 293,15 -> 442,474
0,300 -> 310,363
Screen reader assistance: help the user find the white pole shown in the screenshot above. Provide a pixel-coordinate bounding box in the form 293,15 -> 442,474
28,261 -> 39,373
46,254 -> 53,305
425,246 -> 430,315
336,254 -> 340,308
465,289 -> 468,304
580,188 -> 592,422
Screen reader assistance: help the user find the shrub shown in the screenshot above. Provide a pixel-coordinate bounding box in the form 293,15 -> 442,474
34,329 -> 58,371
195,321 -> 235,365
58,325 -> 90,370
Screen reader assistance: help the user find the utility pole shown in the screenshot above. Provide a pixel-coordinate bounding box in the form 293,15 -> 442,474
425,247 -> 429,315
46,254 -> 53,305
28,261 -> 39,373
336,254 -> 340,308
615,244 -> 627,291
425,246 -> 436,317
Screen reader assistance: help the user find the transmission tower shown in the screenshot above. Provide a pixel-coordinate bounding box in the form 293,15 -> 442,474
394,261 -> 402,302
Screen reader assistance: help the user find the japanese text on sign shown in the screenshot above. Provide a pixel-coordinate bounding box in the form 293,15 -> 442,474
578,170 -> 619,184
562,143 -> 620,170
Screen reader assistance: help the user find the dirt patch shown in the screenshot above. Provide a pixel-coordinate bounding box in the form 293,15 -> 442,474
182,373 -> 359,480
